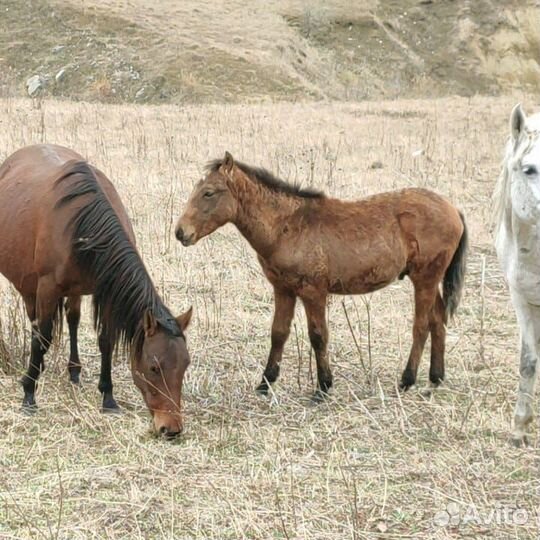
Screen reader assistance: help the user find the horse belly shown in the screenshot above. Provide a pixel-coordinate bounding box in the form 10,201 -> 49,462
328,266 -> 400,294
328,246 -> 405,295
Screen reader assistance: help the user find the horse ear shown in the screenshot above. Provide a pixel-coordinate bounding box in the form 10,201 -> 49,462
222,151 -> 234,174
511,103 -> 526,141
176,306 -> 193,331
143,309 -> 158,337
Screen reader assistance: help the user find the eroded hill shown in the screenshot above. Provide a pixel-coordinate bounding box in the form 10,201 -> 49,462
1,0 -> 538,103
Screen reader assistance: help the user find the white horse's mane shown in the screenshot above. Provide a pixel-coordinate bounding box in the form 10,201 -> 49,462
491,138 -> 512,231
492,138 -> 513,231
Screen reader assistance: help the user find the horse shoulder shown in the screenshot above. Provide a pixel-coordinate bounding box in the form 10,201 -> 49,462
257,236 -> 323,292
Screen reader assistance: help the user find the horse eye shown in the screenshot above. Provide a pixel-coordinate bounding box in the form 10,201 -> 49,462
203,191 -> 215,199
150,364 -> 160,374
523,165 -> 538,176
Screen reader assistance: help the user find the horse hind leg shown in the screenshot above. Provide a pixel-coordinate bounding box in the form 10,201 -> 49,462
66,296 -> 82,384
400,283 -> 438,390
302,294 -> 333,402
428,292 -> 446,386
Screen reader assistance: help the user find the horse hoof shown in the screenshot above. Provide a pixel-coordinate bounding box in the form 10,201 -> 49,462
429,374 -> 444,387
399,378 -> 416,391
102,400 -> 121,414
510,435 -> 529,448
255,382 -> 270,396
21,400 -> 37,415
102,406 -> 122,415
69,371 -> 81,385
311,389 -> 330,403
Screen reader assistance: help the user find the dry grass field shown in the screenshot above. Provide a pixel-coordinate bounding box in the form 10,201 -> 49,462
0,94 -> 539,539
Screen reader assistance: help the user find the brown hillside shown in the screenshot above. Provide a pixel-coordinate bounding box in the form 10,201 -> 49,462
1,0 -> 539,102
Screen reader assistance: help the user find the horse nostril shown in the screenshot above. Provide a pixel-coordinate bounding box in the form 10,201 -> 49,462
159,426 -> 182,440
175,227 -> 184,241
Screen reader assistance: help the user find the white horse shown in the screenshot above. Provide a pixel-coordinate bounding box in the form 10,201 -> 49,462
494,104 -> 540,446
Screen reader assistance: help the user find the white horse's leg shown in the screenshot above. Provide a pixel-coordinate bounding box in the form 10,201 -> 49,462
513,338 -> 538,445
510,291 -> 539,445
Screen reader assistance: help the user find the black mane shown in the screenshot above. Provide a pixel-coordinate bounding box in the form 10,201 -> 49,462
55,161 -> 181,354
206,158 -> 325,199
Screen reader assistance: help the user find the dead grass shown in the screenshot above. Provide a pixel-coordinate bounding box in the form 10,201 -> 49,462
0,95 -> 539,538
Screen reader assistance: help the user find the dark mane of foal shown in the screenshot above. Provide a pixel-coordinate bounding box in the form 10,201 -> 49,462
207,158 -> 325,199
55,161 -> 182,353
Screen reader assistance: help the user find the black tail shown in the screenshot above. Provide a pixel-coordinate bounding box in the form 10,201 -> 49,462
443,211 -> 468,320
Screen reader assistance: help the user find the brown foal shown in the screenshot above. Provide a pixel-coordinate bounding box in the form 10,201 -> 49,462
176,152 -> 467,400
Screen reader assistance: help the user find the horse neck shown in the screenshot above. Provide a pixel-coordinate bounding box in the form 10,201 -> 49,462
232,177 -> 301,258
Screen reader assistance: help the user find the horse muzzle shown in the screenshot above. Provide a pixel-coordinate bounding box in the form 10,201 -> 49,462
154,412 -> 183,440
175,225 -> 196,246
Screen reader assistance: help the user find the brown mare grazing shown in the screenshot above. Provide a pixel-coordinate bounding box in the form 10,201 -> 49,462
0,144 -> 192,437
176,152 -> 467,400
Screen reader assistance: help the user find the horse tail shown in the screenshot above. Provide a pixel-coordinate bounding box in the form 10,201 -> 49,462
443,211 -> 468,320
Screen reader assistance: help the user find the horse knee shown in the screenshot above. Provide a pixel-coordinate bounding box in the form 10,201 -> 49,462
519,360 -> 537,379
67,310 -> 80,327
271,329 -> 290,347
308,328 -> 326,351
413,316 -> 430,337
514,410 -> 534,430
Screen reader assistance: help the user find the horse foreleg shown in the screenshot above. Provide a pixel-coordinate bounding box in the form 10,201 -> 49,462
302,294 -> 332,401
98,327 -> 120,412
510,292 -> 539,446
513,339 -> 538,446
66,296 -> 82,384
256,288 -> 296,395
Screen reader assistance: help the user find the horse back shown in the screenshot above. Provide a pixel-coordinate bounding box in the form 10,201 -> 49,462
0,144 -> 133,296
263,187 -> 463,296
